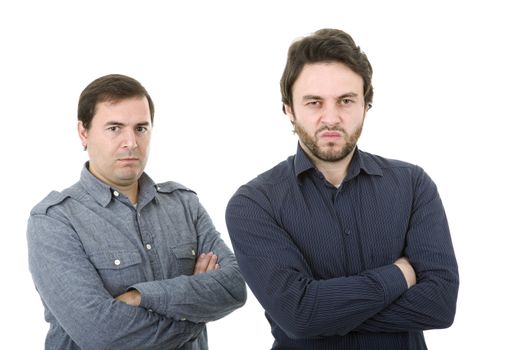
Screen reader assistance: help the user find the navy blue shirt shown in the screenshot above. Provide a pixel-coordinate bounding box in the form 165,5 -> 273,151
226,145 -> 459,349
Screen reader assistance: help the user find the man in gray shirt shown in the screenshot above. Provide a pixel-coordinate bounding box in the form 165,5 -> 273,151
27,74 -> 246,350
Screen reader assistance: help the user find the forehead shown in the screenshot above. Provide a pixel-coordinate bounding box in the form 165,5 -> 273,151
293,62 -> 364,97
93,96 -> 151,124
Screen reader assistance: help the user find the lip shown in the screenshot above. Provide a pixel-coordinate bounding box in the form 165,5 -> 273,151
319,131 -> 342,139
117,157 -> 139,162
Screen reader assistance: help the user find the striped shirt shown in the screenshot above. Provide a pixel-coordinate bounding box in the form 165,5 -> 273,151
226,145 -> 459,349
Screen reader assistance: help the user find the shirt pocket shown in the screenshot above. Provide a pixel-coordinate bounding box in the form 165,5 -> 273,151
170,243 -> 196,276
89,249 -> 145,296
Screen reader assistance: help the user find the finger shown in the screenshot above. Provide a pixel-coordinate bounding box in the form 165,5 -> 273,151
193,253 -> 212,274
206,254 -> 218,272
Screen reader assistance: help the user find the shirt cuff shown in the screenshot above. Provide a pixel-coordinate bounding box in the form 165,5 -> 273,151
367,264 -> 408,306
130,281 -> 167,315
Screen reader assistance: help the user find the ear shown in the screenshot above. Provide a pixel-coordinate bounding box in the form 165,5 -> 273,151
284,104 -> 295,123
77,121 -> 88,149
361,102 -> 371,121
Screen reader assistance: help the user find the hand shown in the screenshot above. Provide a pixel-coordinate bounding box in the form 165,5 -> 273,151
193,252 -> 219,275
394,257 -> 416,288
115,289 -> 141,306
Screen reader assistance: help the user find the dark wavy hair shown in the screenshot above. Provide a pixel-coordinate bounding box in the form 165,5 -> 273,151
280,28 -> 373,112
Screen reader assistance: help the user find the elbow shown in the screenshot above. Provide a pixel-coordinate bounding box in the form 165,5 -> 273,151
284,327 -> 313,340
279,319 -> 324,340
440,278 -> 459,328
429,312 -> 456,330
433,303 -> 457,329
235,282 -> 248,306
270,309 -> 328,339
76,337 -> 113,350
422,271 -> 459,329
228,266 -> 248,307
430,281 -> 459,329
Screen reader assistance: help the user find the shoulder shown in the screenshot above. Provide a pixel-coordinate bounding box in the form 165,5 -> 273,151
155,181 -> 196,195
360,150 -> 427,178
228,156 -> 297,214
360,150 -> 418,170
30,191 -> 70,216
235,157 -> 295,197
246,156 -> 295,189
155,181 -> 195,194
359,150 -> 435,193
154,180 -> 201,207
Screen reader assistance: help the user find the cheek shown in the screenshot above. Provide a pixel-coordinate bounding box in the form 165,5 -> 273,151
139,139 -> 151,156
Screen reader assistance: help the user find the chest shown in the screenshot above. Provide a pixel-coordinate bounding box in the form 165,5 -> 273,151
278,177 -> 412,277
66,199 -> 198,295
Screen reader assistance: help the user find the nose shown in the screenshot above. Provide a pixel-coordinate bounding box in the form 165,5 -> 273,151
320,103 -> 340,126
122,130 -> 138,150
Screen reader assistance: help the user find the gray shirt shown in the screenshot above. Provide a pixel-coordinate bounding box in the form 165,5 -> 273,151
27,164 -> 246,350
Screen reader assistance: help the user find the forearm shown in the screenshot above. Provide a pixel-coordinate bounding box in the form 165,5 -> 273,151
133,205 -> 246,323
236,251 -> 408,339
133,261 -> 246,322
355,272 -> 459,332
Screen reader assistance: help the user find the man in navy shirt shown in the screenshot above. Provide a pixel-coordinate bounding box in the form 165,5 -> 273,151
226,29 -> 459,349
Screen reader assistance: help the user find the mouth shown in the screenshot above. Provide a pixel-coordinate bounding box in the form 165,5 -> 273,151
117,157 -> 140,163
318,131 -> 342,140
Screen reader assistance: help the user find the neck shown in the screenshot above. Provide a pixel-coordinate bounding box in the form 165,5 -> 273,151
116,182 -> 139,205
305,146 -> 356,187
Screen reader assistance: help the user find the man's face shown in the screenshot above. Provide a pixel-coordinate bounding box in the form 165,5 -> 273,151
78,96 -> 152,189
286,62 -> 367,163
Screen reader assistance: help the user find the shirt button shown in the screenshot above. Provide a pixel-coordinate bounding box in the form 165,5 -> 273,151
113,190 -> 119,197
145,244 -> 152,250
191,249 -> 196,256
114,259 -> 121,266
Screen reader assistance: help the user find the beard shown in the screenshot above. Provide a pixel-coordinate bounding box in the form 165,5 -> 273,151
293,120 -> 363,162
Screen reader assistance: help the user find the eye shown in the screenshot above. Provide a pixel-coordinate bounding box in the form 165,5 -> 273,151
306,100 -> 321,107
136,126 -> 148,133
107,126 -> 120,132
340,98 -> 355,105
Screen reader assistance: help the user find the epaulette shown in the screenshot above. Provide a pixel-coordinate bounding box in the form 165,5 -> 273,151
30,191 -> 69,215
155,181 -> 196,195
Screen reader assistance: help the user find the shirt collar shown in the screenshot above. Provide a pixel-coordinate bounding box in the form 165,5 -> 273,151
293,143 -> 383,182
79,162 -> 157,207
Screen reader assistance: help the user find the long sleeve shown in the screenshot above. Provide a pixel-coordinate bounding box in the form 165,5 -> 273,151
132,202 -> 247,323
27,213 -> 203,350
355,169 -> 459,332
225,188 -> 408,339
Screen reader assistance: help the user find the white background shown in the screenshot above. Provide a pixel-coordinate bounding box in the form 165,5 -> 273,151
1,0 -> 523,348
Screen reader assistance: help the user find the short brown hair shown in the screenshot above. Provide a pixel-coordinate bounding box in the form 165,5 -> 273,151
280,28 -> 373,112
78,74 -> 155,129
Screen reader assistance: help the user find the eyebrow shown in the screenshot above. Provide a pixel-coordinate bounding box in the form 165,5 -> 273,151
302,92 -> 360,101
339,92 -> 359,99
104,121 -> 151,127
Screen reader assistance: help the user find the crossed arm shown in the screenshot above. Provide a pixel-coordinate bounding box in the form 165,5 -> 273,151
28,202 -> 246,349
116,252 -> 220,306
27,214 -> 205,350
123,204 -> 247,323
225,173 -> 458,339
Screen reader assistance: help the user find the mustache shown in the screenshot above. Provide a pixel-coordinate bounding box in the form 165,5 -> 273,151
315,126 -> 347,134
